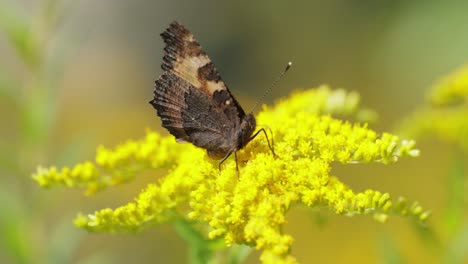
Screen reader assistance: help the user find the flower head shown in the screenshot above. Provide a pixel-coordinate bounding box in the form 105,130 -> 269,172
429,65 -> 468,106
400,65 -> 468,151
33,86 -> 427,263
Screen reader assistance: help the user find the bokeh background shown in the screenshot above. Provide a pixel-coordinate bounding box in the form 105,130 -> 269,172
1,0 -> 467,263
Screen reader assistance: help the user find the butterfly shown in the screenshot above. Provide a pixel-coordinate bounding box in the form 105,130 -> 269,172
149,21 -> 276,171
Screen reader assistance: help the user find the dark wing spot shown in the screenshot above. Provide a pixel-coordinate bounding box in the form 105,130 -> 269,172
198,62 -> 221,82
213,90 -> 231,105
212,90 -> 245,125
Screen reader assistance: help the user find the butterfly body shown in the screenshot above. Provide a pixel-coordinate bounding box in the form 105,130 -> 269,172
150,21 -> 257,160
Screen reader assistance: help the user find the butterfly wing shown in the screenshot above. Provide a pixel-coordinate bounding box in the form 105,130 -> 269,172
150,21 -> 247,157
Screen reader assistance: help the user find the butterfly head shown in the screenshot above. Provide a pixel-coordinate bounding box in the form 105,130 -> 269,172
237,113 -> 256,149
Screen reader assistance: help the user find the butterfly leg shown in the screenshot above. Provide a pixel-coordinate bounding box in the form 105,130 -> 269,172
234,151 -> 239,175
250,128 -> 277,157
218,151 -> 233,171
218,150 -> 240,177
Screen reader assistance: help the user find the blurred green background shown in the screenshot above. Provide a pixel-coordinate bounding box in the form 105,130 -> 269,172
1,0 -> 467,263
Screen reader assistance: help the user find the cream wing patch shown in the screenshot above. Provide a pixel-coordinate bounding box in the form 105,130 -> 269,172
174,55 -> 227,94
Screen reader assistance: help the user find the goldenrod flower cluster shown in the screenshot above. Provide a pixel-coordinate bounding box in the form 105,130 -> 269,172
400,65 -> 468,150
33,133 -> 186,195
429,65 -> 468,106
33,86 -> 427,263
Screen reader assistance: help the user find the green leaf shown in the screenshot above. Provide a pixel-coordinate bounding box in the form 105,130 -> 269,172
0,67 -> 19,105
0,186 -> 31,263
19,80 -> 56,145
0,1 -> 40,69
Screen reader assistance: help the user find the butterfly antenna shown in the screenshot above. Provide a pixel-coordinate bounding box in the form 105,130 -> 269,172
249,61 -> 292,114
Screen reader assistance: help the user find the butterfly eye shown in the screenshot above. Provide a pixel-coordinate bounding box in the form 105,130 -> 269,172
225,100 -> 231,105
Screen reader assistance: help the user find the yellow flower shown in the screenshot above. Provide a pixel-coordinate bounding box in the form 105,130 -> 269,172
400,64 -> 468,151
429,65 -> 468,106
33,86 -> 427,263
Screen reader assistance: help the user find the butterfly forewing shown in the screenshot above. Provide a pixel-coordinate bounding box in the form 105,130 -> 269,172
150,21 -> 256,158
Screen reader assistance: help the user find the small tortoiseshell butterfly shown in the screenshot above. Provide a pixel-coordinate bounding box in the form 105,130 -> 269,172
150,21 -> 280,170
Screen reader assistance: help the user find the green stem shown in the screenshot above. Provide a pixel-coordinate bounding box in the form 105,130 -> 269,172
443,148 -> 465,235
173,217 -> 224,264
173,217 -> 252,264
